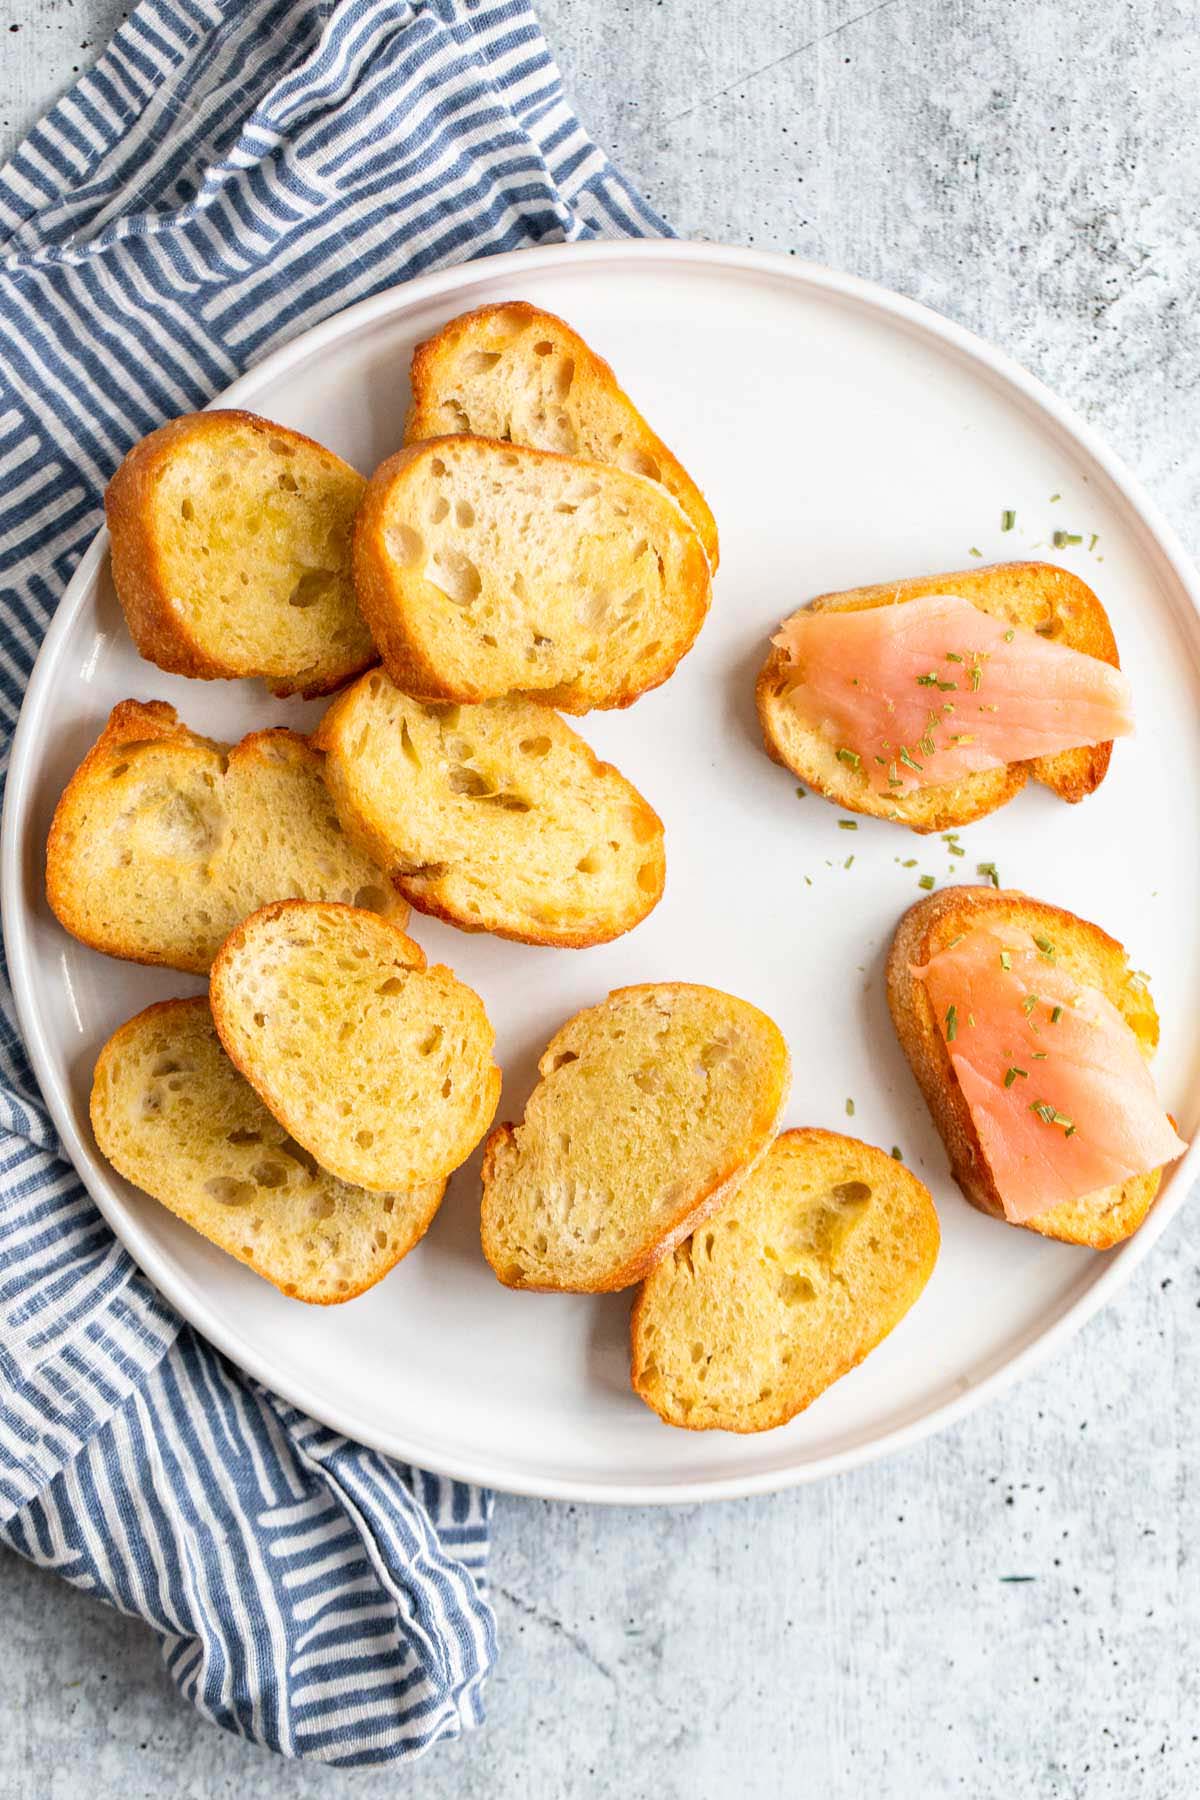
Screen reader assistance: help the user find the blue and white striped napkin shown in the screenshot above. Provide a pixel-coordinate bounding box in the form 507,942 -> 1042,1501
0,0 -> 664,1766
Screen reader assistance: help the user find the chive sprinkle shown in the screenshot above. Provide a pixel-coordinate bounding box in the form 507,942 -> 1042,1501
969,546 -> 982,558
1050,1004 -> 1063,1024
1050,492 -> 1061,503
891,1146 -> 904,1161
1003,1066 -> 1028,1087
1000,950 -> 1012,970
945,1004 -> 958,1041
969,665 -> 983,692
845,1098 -> 855,1117
1088,532 -> 1099,552
1001,509 -> 1016,531
838,818 -> 858,830
901,858 -> 918,868
1033,934 -> 1056,959
978,861 -> 1000,887
836,747 -> 861,769
898,746 -> 924,772
945,651 -> 964,663
1052,529 -> 1083,548
918,874 -> 936,890
795,785 -> 807,798
1004,628 -> 1015,641
1022,994 -> 1039,1016
844,854 -> 855,868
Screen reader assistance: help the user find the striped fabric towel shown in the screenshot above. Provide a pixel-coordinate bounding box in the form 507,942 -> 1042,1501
0,0 -> 663,1767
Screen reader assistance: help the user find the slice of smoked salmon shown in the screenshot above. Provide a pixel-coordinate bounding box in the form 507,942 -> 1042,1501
915,924 -> 1185,1222
772,593 -> 1133,794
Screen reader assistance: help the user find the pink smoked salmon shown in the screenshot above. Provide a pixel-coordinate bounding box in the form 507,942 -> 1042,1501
773,593 -> 1133,793
916,924 -> 1185,1222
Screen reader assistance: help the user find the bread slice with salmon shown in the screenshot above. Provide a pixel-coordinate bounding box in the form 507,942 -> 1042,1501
210,901 -> 500,1193
105,410 -> 374,697
313,669 -> 664,947
480,983 -> 791,1292
404,300 -> 719,568
757,562 -> 1131,833
46,699 -> 407,974
352,436 -> 712,713
887,885 -> 1186,1248
91,998 -> 445,1304
631,1129 -> 940,1432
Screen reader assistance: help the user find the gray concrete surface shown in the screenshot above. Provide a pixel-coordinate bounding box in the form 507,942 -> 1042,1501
3,2 -> 1200,1795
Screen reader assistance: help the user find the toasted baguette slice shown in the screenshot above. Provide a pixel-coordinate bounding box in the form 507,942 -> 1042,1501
46,700 -> 407,974
757,561 -> 1120,833
631,1129 -> 939,1432
480,983 -> 790,1292
210,902 -> 500,1192
91,999 -> 445,1304
312,670 -> 664,947
887,885 -> 1164,1247
352,436 -> 711,713
405,301 -> 719,568
105,411 -> 374,698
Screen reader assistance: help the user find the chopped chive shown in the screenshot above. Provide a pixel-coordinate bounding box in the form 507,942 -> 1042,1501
845,1098 -> 855,1117
804,875 -> 813,886
901,858 -> 918,868
1000,950 -> 1012,970
874,754 -> 888,766
945,651 -> 964,663
1001,509 -> 1016,531
844,854 -> 855,868
977,861 -> 1000,887
836,747 -> 862,770
945,1004 -> 958,1041
1050,492 -> 1061,503
1065,1122 -> 1077,1138
1003,1066 -> 1027,1087
951,733 -> 975,744
969,546 -> 982,557
946,932 -> 965,947
1052,529 -> 1083,548
1022,994 -> 1039,1016
838,819 -> 858,830
1004,628 -> 1015,641
967,1012 -> 976,1027
1050,1005 -> 1063,1024
1032,1051 -> 1047,1059
795,785 -> 807,798
970,665 -> 983,692
918,874 -> 936,891
891,1145 -> 903,1161
1088,532 -> 1099,552
1033,934 -> 1056,959
898,746 -> 924,772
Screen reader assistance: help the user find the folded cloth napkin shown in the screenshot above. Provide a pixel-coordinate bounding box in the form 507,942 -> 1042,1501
0,0 -> 664,1766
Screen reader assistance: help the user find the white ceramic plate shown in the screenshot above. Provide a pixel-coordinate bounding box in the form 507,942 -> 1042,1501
5,242 -> 1199,1503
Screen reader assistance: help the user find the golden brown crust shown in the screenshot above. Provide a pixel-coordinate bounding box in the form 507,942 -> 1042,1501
479,981 -> 790,1293
757,561 -> 1122,831
352,436 -> 712,713
629,1128 -> 941,1432
105,410 -> 374,699
886,885 -> 1162,1248
405,299 -> 720,569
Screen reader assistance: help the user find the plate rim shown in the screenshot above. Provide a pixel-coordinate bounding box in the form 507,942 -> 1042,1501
5,237 -> 1199,1504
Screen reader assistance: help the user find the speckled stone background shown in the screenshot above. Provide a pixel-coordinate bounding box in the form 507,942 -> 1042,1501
3,3 -> 1199,1795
